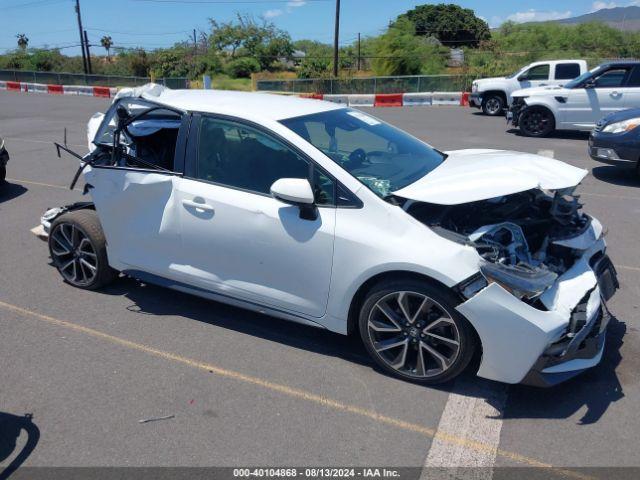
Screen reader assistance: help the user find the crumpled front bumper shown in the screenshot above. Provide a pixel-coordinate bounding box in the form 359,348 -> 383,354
507,98 -> 527,127
456,235 -> 618,386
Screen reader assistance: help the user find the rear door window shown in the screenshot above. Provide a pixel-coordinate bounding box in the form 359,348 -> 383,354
555,63 -> 581,80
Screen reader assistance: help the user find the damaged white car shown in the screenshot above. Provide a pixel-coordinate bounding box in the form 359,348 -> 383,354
40,85 -> 618,386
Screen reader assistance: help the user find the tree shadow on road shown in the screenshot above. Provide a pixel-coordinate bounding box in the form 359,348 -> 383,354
0,412 -> 40,480
0,182 -> 27,204
592,165 -> 640,188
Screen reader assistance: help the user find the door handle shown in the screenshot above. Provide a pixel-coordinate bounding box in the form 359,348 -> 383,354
611,91 -> 622,97
182,199 -> 214,213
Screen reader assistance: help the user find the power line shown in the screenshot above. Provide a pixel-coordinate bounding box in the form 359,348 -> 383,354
86,27 -> 192,36
3,0 -> 67,11
132,0 -> 330,3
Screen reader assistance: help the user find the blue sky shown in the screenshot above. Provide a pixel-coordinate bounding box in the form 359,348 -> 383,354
0,0 -> 634,55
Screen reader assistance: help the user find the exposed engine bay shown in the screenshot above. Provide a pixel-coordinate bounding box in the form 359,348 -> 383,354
404,188 -> 593,299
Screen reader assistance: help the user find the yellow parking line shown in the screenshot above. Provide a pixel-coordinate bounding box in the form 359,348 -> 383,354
6,178 -> 81,192
0,299 -> 592,480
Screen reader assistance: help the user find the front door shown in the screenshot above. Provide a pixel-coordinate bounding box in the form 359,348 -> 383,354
561,67 -> 631,128
176,115 -> 336,318
518,63 -> 551,89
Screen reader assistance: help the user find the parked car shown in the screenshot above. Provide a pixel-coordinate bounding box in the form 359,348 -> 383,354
509,61 -> 640,137
39,85 -> 618,387
589,108 -> 640,175
0,136 -> 8,183
470,60 -> 587,116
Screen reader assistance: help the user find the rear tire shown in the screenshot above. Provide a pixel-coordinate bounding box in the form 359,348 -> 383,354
358,278 -> 476,385
481,94 -> 505,116
519,106 -> 555,137
0,166 -> 6,183
48,209 -> 118,290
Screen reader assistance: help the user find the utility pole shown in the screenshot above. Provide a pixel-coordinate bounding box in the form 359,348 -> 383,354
74,0 -> 88,74
332,0 -> 340,77
84,30 -> 92,74
357,32 -> 361,71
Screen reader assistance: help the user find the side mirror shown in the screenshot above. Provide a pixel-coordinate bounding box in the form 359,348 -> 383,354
270,178 -> 317,220
517,75 -> 526,82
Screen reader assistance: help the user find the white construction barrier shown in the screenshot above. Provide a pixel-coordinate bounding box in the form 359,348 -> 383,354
63,85 -> 94,96
0,81 -> 6,90
22,82 -> 48,93
402,92 -> 433,106
347,94 -> 375,107
323,94 -> 349,105
432,91 -> 462,105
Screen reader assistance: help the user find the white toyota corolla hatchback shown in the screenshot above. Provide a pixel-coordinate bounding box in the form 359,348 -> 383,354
40,85 -> 618,387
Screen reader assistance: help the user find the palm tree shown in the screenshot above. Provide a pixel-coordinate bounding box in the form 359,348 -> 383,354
100,35 -> 113,60
16,33 -> 29,50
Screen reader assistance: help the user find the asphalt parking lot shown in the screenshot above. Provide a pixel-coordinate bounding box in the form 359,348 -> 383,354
1,90 -> 639,478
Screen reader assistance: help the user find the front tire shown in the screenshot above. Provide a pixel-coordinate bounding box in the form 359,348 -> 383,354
481,94 -> 505,116
0,165 -> 6,183
358,278 -> 476,385
48,210 -> 118,290
519,106 -> 555,137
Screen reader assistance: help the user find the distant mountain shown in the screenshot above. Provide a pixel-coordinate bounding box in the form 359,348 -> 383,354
557,6 -> 640,31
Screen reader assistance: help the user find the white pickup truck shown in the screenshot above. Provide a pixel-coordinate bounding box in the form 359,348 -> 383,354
470,60 -> 588,116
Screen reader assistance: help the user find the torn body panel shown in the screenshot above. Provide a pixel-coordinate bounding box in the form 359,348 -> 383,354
404,185 -> 617,384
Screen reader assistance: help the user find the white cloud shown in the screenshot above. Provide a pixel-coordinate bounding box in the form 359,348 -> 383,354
506,9 -> 573,23
264,8 -> 283,18
287,0 -> 306,7
592,1 -> 618,11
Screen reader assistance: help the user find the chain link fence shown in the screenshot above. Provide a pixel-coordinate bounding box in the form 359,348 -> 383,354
256,75 -> 474,94
0,69 -> 188,89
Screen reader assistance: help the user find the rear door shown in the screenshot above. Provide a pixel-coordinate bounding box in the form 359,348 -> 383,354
552,62 -> 582,86
622,65 -> 640,110
175,114 -> 337,318
84,98 -> 188,276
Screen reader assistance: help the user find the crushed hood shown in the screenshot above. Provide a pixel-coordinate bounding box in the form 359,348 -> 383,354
393,149 -> 588,205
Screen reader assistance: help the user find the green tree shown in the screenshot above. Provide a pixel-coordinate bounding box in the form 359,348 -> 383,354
16,33 -> 29,50
400,3 -> 490,48
372,18 -> 446,75
100,35 -> 113,60
208,14 -> 293,70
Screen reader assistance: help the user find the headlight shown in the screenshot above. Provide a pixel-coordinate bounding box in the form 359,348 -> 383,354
602,117 -> 640,134
479,261 -> 557,300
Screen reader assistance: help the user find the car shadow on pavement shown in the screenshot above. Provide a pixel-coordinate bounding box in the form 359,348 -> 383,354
592,165 -> 640,188
0,182 -> 27,204
97,276 -> 627,416
100,276 -> 372,366
501,315 -> 626,425
0,412 -> 40,480
507,129 -> 590,141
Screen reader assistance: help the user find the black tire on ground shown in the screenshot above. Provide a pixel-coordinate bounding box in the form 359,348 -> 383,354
358,278 -> 477,385
481,94 -> 505,116
519,106 -> 556,137
0,166 -> 6,183
48,209 -> 118,290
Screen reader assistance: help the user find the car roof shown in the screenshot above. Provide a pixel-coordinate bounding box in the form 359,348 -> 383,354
600,61 -> 640,68
142,88 -> 344,121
